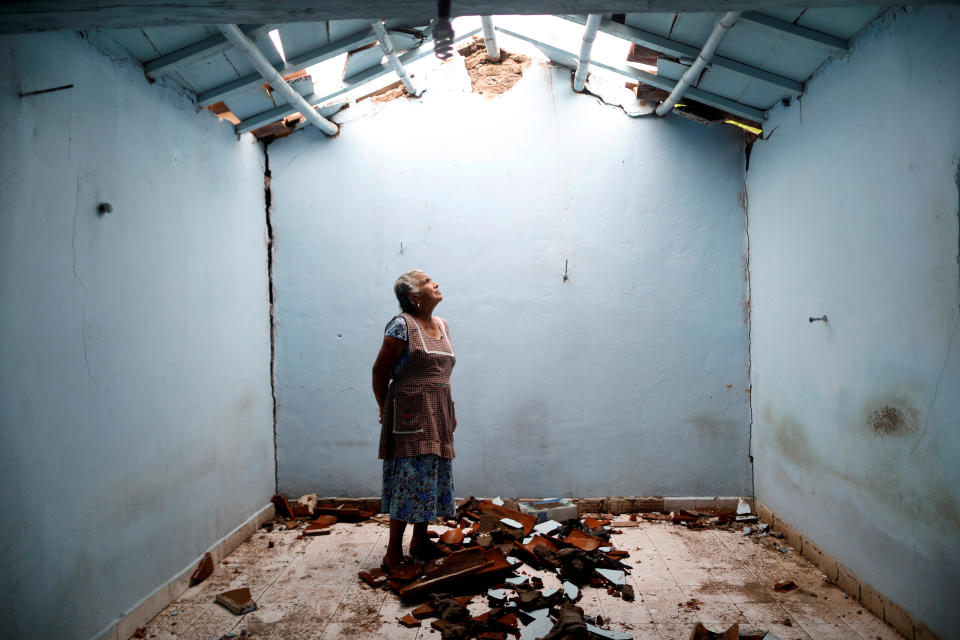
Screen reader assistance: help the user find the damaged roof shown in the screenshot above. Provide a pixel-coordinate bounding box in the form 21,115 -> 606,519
38,5 -> 883,138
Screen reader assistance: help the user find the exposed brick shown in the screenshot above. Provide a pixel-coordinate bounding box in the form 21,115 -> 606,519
635,497 -> 665,512
773,515 -> 803,553
860,580 -> 885,620
664,497 -> 697,512
575,499 -> 604,514
836,563 -> 860,600
755,501 -> 774,525
883,598 -> 916,640
815,548 -> 839,583
800,536 -> 825,570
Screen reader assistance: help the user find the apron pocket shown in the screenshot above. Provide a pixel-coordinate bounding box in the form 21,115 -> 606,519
393,392 -> 425,434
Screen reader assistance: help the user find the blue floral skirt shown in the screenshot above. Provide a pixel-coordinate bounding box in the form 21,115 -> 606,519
381,454 -> 455,523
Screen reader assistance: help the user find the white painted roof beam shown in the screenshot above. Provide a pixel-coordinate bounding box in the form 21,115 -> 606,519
371,19 -> 421,95
496,25 -> 766,122
197,27 -> 377,107
143,24 -> 271,76
562,14 -> 803,96
236,26 -> 483,134
573,14 -> 603,92
218,23 -> 339,135
655,11 -> 741,116
480,16 -> 500,61
739,11 -> 848,54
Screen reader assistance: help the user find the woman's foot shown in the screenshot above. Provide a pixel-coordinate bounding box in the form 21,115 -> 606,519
409,539 -> 444,561
381,552 -> 406,575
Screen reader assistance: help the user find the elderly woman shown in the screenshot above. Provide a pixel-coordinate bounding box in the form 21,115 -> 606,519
372,270 -> 457,572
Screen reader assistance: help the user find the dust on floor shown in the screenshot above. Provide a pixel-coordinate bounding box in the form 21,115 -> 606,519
138,519 -> 903,639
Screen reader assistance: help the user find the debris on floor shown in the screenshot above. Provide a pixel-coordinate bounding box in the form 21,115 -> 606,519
139,505 -> 903,640
357,497 -> 651,639
291,492 -> 317,516
189,552 -> 214,585
215,587 -> 256,615
773,579 -> 797,592
688,621 -> 739,639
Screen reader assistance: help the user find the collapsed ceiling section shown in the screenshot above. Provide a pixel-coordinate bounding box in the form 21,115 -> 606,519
92,7 -> 882,140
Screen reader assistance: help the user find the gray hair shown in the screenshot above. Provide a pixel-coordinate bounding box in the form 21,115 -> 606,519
394,270 -> 424,314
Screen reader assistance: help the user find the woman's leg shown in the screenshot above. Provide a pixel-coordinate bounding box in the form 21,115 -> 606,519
409,521 -> 443,559
383,519 -> 407,571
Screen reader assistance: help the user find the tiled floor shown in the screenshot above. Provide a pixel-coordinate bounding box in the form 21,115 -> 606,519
140,519 -> 904,640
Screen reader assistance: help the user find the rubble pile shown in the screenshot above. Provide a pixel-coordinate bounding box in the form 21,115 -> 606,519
175,493 -> 787,640
355,496 -> 775,640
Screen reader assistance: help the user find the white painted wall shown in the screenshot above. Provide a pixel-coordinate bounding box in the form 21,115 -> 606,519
0,32 -> 274,639
269,59 -> 752,499
747,7 -> 960,637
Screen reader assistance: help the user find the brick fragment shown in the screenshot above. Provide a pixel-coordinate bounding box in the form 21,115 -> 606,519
189,552 -> 214,586
398,613 -> 421,627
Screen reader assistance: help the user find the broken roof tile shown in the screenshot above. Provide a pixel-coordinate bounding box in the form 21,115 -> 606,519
399,613 -> 421,627
189,552 -> 214,586
215,588 -> 256,615
562,529 -> 604,552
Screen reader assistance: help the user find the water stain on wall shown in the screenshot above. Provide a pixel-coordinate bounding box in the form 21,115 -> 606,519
862,395 -> 919,437
762,404 -> 959,529
769,410 -> 819,471
866,402 -> 918,436
688,413 -> 739,440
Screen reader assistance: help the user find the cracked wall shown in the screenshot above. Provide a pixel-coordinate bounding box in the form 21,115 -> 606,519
268,61 -> 751,500
745,7 -> 960,638
0,31 -> 274,639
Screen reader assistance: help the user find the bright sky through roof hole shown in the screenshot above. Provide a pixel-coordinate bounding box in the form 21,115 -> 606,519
299,15 -> 656,107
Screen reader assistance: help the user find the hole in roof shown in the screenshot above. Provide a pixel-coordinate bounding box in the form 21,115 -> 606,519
268,28 -> 287,63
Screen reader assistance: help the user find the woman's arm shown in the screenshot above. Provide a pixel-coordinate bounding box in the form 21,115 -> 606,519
372,335 -> 406,422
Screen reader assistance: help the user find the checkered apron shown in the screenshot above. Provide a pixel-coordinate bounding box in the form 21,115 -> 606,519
378,313 -> 457,460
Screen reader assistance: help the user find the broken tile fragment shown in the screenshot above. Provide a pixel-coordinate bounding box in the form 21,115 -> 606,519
271,494 -> 295,519
586,624 -> 633,639
190,552 -> 214,586
562,529 -> 603,552
532,519 -> 561,535
596,569 -> 625,586
688,621 -> 739,639
411,601 -> 435,619
358,567 -> 387,588
440,528 -> 465,544
773,579 -> 797,592
487,588 -> 507,602
291,493 -> 317,517
399,613 -> 421,627
518,612 -> 553,639
500,517 -> 523,529
215,588 -> 256,615
583,517 -> 611,529
563,581 -> 580,601
304,526 -> 331,536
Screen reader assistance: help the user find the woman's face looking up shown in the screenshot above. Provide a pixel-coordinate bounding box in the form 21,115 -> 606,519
416,273 -> 442,307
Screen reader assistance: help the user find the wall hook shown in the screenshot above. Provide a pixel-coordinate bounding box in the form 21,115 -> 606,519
809,315 -> 828,323
563,259 -> 569,283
